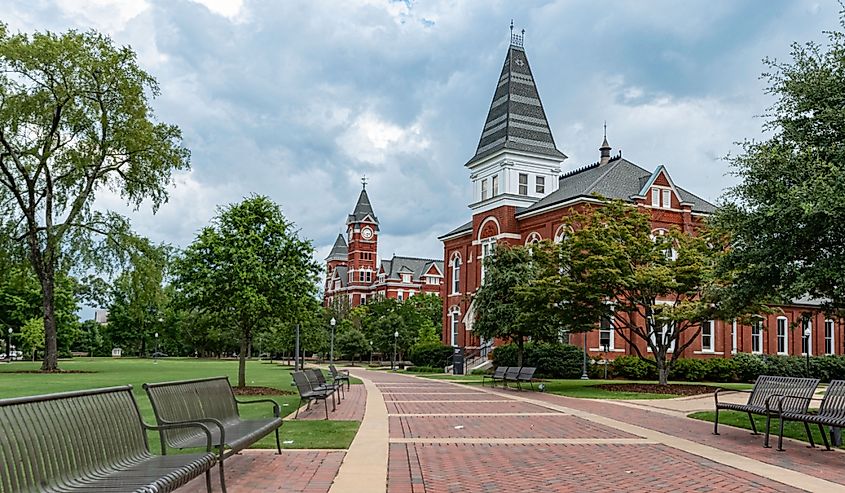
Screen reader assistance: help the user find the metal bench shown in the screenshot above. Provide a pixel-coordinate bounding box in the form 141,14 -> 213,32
292,370 -> 336,419
308,368 -> 344,401
713,375 -> 819,438
329,364 -> 351,391
772,379 -> 845,451
0,386 -> 216,493
514,366 -> 537,391
482,366 -> 508,387
501,366 -> 522,388
143,376 -> 283,493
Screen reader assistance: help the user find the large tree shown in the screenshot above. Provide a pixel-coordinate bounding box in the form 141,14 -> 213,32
541,200 -> 726,385
0,26 -> 189,370
173,195 -> 320,387
714,18 -> 845,314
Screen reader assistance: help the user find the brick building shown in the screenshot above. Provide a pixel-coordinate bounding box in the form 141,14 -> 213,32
439,35 -> 842,360
324,185 -> 444,308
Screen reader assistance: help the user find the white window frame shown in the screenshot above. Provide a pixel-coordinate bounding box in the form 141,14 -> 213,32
701,320 -> 714,352
518,173 -> 528,196
649,321 -> 676,352
599,317 -> 615,351
731,319 -> 737,354
401,273 -> 411,283
492,175 -> 499,196
776,316 -> 788,355
536,175 -> 545,194
651,228 -> 677,261
480,240 -> 495,285
450,310 -> 460,347
481,178 -> 488,200
397,291 -> 404,301
751,319 -> 763,354
825,319 -> 835,355
450,255 -> 461,294
651,188 -> 660,207
802,319 -> 812,356
662,189 -> 671,208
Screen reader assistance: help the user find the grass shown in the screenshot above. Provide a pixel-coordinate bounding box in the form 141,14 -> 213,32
0,357 -> 360,450
688,410 -> 842,449
413,372 -> 752,399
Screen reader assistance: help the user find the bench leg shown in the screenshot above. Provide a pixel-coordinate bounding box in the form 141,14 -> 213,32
778,417 -> 786,451
275,427 -> 282,454
205,469 -> 212,493
748,412 -> 759,435
818,423 -> 831,450
713,407 -> 720,435
804,421 -> 816,448
324,397 -> 329,420
218,454 -> 227,493
764,414 -> 773,448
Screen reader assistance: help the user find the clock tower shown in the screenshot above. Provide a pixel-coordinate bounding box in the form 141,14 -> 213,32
345,181 -> 379,303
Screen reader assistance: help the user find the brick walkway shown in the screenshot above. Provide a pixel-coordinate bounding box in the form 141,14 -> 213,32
294,380 -> 366,420
346,370 -> 845,493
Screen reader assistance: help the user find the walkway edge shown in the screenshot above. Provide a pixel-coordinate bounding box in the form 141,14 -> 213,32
329,373 -> 388,493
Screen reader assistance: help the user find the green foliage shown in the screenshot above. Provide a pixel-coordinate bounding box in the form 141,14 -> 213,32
492,342 -> 585,379
416,319 -> 441,346
408,343 -> 453,368
713,19 -> 845,315
19,318 -> 44,360
405,366 -> 442,373
172,195 -> 320,386
335,327 -> 370,362
0,25 -> 190,369
668,358 -> 708,382
703,357 -> 738,382
611,356 -> 658,380
732,353 -> 768,382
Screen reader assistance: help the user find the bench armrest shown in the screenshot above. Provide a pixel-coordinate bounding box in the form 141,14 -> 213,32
772,394 -> 815,414
156,417 -> 226,455
235,397 -> 281,418
714,387 -> 752,406
144,421 -> 214,453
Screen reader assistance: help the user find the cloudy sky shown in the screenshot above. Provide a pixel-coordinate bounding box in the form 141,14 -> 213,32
4,0 -> 840,265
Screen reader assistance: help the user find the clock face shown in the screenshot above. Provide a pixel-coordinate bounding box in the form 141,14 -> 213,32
361,227 -> 373,240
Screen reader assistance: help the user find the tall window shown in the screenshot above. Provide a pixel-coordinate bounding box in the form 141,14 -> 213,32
802,319 -> 812,356
825,320 -> 835,355
599,317 -> 614,350
518,173 -> 528,195
751,319 -> 763,354
536,176 -> 545,194
650,321 -> 675,352
491,175 -> 499,196
397,291 -> 403,301
480,240 -> 495,285
651,188 -> 660,207
481,178 -> 488,200
450,311 -> 460,347
731,320 -> 737,354
662,189 -> 671,208
701,321 -> 714,352
451,255 -> 461,294
777,317 -> 788,354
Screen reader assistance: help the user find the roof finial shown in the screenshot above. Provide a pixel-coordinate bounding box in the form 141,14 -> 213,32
510,21 -> 523,47
510,19 -> 514,35
361,174 -> 368,189
599,122 -> 612,165
603,120 -> 607,140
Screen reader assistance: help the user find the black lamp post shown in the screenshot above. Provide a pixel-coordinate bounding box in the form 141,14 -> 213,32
804,325 -> 812,377
580,331 -> 589,380
153,332 -> 159,364
602,342 -> 610,380
330,317 -> 336,363
369,341 -> 373,365
6,327 -> 11,362
392,330 -> 398,371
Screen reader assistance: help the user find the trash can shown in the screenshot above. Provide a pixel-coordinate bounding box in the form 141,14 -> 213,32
452,347 -> 465,375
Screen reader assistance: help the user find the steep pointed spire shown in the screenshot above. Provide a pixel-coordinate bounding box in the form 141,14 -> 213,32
466,31 -> 566,167
600,122 -> 612,164
347,183 -> 379,226
325,233 -> 348,261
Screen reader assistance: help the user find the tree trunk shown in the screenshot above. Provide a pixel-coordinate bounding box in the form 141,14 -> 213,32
516,337 -> 524,367
39,265 -> 59,371
238,331 -> 248,388
656,356 -> 669,385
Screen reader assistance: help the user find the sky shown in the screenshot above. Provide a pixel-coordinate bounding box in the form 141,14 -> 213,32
3,0 -> 841,268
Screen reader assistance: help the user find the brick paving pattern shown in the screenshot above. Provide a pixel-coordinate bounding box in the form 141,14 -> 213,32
294,381 -> 366,421
386,400 -> 552,415
383,392 -> 509,401
390,415 -> 638,439
181,450 -> 344,493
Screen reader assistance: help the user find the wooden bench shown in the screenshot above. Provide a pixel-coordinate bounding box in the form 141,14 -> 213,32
143,376 -> 283,493
0,386 -> 216,492
713,375 -> 819,438
482,366 -> 508,387
771,379 -> 845,451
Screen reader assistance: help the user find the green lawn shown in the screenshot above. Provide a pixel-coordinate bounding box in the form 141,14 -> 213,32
414,373 -> 752,399
0,358 -> 359,450
688,410 -> 842,449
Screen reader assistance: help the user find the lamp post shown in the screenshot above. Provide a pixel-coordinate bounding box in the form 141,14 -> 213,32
153,332 -> 159,364
6,327 -> 11,363
602,342 -> 610,380
804,325 -> 812,377
369,341 -> 373,365
392,330 -> 398,371
580,331 -> 589,380
295,323 -> 301,371
330,317 -> 336,363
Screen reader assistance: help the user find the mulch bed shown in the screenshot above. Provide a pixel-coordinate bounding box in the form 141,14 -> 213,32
594,383 -> 720,396
232,386 -> 294,396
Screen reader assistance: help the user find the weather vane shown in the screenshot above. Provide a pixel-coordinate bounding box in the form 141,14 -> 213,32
361,175 -> 368,189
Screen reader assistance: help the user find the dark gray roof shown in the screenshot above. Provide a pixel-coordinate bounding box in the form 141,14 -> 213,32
325,234 -> 348,261
347,188 -> 379,226
467,44 -> 565,166
438,220 -> 473,240
332,266 -> 348,288
379,256 -> 444,282
517,156 -> 717,216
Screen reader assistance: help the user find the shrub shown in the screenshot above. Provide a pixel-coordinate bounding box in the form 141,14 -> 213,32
763,354 -> 807,378
812,356 -> 845,382
669,358 -> 707,382
470,368 -> 489,375
702,357 -> 738,382
492,342 -> 584,378
611,355 -> 657,380
405,366 -> 442,373
408,343 -> 454,368
731,353 -> 768,382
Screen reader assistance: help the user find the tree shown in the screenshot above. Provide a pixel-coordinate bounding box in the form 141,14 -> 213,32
544,200 -> 724,385
20,317 -> 44,360
713,17 -> 845,315
336,326 -> 369,364
473,244 -> 561,367
0,26 -> 190,370
173,195 -> 320,387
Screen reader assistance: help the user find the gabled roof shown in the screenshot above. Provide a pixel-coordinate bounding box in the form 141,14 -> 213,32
467,43 -> 565,166
379,256 -> 445,283
325,234 -> 348,261
517,156 -> 717,216
438,220 -> 473,240
331,266 -> 348,288
347,187 -> 379,226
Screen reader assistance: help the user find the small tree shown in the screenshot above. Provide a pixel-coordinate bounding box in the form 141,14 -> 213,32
336,327 -> 369,364
173,195 -> 320,387
20,317 -> 44,360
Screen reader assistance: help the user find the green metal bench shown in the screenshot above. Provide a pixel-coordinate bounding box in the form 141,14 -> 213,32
0,385 -> 216,493
771,379 -> 845,451
482,366 -> 508,387
143,376 -> 283,493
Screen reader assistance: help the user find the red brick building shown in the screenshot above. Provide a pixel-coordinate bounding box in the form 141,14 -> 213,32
439,36 -> 842,360
324,185 -> 443,308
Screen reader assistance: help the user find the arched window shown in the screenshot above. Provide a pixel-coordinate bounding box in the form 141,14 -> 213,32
525,232 -> 542,246
553,225 -> 570,244
450,253 -> 461,294
449,306 -> 461,347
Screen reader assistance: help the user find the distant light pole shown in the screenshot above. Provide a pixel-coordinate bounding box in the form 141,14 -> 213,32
295,323 -> 301,371
330,317 -> 336,363
602,342 -> 610,380
153,332 -> 159,364
804,325 -> 812,377
369,341 -> 373,365
6,328 -> 11,362
392,330 -> 399,371
580,331 -> 589,380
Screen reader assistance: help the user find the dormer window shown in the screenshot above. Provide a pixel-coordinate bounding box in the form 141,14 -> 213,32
651,188 -> 660,207
492,175 -> 499,196
402,273 -> 411,283
662,189 -> 671,208
481,179 -> 489,200
536,176 -> 545,194
518,173 -> 528,195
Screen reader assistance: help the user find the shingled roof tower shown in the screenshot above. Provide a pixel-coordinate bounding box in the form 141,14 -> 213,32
465,26 -> 566,214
